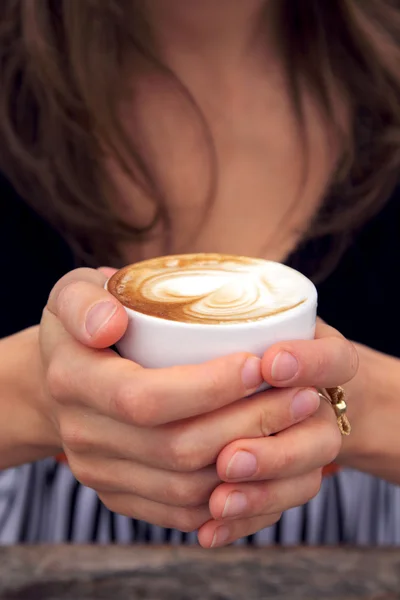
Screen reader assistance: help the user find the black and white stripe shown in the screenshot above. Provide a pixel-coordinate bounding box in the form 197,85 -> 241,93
1,461 -> 400,545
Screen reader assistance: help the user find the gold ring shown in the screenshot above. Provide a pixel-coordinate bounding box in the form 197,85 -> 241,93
318,386 -> 351,436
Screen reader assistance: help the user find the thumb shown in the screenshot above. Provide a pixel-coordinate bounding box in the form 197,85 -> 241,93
98,266 -> 118,278
44,268 -> 128,349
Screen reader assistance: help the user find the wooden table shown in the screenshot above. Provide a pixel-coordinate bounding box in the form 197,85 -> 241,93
1,545 -> 400,599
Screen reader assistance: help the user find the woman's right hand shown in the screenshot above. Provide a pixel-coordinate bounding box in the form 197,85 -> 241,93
39,268 -> 323,539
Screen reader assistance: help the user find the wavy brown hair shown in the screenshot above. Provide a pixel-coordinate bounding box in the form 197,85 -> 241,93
0,0 -> 400,268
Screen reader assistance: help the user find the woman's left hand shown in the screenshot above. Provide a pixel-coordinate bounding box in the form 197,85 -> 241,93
198,320 -> 359,548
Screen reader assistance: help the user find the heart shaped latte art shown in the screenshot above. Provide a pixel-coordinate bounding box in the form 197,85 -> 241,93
108,254 -> 310,324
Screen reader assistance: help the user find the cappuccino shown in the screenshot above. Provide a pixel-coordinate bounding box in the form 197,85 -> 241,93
108,254 -> 310,325
107,254 -> 317,369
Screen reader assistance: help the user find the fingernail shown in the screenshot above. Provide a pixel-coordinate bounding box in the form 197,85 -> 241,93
85,302 -> 117,336
241,357 -> 263,392
226,451 -> 258,479
222,492 -> 248,518
292,389 -> 320,420
271,351 -> 298,381
211,526 -> 230,548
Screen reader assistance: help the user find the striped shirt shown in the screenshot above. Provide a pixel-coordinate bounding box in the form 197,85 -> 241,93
1,461 -> 400,545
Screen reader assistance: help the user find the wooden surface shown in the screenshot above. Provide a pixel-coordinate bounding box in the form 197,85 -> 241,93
1,545 -> 400,599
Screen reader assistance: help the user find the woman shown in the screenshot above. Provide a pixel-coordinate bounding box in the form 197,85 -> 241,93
1,0 -> 400,547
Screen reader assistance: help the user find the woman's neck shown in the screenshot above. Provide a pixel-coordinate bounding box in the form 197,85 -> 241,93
141,0 -> 275,70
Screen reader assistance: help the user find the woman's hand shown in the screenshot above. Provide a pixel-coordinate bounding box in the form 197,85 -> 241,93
197,321 -> 359,548
38,268 -> 333,541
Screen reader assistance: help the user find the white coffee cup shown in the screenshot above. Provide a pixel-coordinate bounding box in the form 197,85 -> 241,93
106,257 -> 317,369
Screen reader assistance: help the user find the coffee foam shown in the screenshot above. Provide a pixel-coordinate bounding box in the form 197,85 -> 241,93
108,254 -> 311,325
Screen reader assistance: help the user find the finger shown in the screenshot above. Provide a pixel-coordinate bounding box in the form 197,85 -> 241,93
98,267 -> 118,278
261,321 -> 359,388
47,267 -> 108,309
56,386 -> 319,472
98,492 -> 211,533
198,514 -> 282,548
45,268 -> 128,348
216,400 -> 341,482
49,341 -> 264,426
209,470 -> 322,521
66,453 -> 219,507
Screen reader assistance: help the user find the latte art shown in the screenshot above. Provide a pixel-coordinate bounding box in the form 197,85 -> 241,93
108,254 -> 312,325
